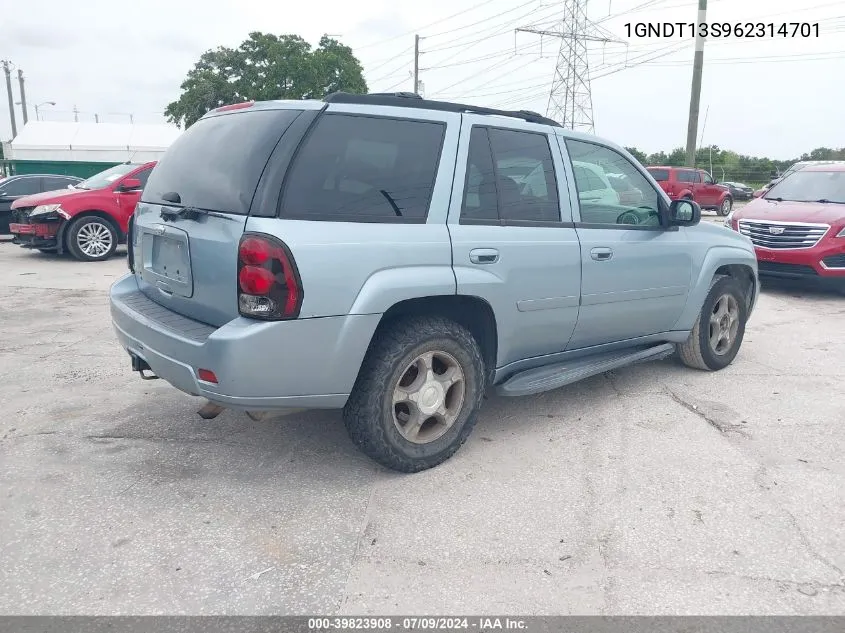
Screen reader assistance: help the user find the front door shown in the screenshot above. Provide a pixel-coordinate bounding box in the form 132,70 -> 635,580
448,116 -> 582,369
562,138 -> 692,349
698,170 -> 722,207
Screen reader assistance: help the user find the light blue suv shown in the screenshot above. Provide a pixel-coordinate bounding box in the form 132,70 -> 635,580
110,92 -> 759,472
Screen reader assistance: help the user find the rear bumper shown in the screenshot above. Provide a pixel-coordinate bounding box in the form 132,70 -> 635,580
110,274 -> 381,411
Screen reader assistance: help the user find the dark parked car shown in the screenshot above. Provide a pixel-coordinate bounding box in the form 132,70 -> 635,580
0,174 -> 82,235
721,181 -> 754,200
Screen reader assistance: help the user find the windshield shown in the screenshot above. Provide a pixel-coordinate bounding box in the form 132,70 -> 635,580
76,163 -> 139,190
765,170 -> 845,203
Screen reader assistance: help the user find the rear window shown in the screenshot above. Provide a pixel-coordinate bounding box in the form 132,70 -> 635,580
281,114 -> 446,222
143,109 -> 302,215
647,168 -> 669,182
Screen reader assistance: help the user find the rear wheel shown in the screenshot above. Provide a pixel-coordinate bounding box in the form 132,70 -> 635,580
343,316 -> 485,473
66,216 -> 117,262
678,276 -> 748,371
718,197 -> 733,216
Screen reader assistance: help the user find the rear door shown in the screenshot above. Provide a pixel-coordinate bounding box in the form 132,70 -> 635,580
132,105 -> 318,326
447,115 -> 581,368
675,169 -> 698,198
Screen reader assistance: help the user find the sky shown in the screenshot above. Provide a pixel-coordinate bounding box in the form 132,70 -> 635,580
1,0 -> 843,159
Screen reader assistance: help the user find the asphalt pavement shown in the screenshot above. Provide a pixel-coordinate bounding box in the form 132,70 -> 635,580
0,233 -> 843,615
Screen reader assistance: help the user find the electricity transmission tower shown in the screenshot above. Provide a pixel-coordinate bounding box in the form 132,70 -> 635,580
517,0 -> 623,132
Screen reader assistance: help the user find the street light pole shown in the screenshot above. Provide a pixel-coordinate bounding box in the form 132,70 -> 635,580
34,101 -> 56,121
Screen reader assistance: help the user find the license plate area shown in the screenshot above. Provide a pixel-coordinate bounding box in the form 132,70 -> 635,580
139,224 -> 194,298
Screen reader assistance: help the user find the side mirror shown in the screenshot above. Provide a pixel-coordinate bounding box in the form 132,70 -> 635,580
118,178 -> 142,192
669,199 -> 700,226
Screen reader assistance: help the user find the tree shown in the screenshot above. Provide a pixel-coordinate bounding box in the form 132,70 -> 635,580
165,33 -> 367,128
625,146 -> 647,165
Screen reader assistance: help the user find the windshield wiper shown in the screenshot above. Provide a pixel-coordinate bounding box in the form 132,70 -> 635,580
815,198 -> 845,204
379,190 -> 403,217
160,205 -> 236,222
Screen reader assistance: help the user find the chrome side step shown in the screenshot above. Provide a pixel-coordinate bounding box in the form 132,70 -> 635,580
496,343 -> 675,397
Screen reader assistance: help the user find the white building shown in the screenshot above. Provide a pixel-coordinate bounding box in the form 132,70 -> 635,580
1,121 -> 181,177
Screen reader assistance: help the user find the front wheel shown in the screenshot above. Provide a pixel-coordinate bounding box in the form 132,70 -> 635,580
677,276 -> 748,371
343,316 -> 485,473
66,216 -> 118,262
718,197 -> 733,216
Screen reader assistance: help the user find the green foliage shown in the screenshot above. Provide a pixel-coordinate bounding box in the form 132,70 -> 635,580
624,146 -> 647,165
165,33 -> 368,128
627,145 -> 845,186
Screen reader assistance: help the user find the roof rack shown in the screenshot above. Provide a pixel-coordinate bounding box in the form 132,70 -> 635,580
323,92 -> 561,128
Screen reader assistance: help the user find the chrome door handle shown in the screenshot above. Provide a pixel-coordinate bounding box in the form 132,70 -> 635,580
590,247 -> 613,261
469,248 -> 500,264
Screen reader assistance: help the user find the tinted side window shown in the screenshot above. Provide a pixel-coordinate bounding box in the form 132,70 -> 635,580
488,128 -> 560,222
1,177 -> 41,196
676,170 -> 697,183
566,139 -> 661,227
43,177 -> 77,191
144,109 -> 303,215
461,127 -> 498,222
282,114 -> 445,222
648,168 -> 669,181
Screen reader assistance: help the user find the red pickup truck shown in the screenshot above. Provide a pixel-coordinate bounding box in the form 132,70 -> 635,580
9,161 -> 155,262
647,166 -> 733,216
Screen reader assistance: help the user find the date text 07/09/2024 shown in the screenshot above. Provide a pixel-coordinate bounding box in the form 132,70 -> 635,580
307,617 -> 528,631
625,22 -> 820,38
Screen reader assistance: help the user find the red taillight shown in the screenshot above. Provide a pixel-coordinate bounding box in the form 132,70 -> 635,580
237,233 -> 303,320
197,368 -> 218,384
238,266 -> 275,294
214,101 -> 254,113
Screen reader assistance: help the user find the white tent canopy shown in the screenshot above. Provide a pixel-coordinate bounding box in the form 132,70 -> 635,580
7,121 -> 181,163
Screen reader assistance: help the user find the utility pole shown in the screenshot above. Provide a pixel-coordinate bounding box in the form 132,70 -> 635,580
517,0 -> 623,132
2,60 -> 17,138
17,69 -> 28,124
685,0 -> 707,167
73,104 -> 79,122
94,113 -> 99,123
413,34 -> 420,94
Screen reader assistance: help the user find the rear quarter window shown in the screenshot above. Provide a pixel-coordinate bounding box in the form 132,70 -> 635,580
143,109 -> 303,215
647,168 -> 669,181
280,113 -> 446,223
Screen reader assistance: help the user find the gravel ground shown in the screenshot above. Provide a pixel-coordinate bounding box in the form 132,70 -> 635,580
0,235 -> 843,615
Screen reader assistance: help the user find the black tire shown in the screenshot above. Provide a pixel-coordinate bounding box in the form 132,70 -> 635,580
343,316 -> 486,473
66,216 -> 118,262
677,275 -> 748,371
718,197 -> 733,216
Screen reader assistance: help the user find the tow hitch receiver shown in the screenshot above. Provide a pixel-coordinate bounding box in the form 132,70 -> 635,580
130,353 -> 159,380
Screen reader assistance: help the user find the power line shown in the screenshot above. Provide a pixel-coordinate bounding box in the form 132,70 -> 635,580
422,3 -> 560,54
421,40 -> 545,71
432,54 -> 543,97
422,1 -> 550,40
353,0 -> 499,50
